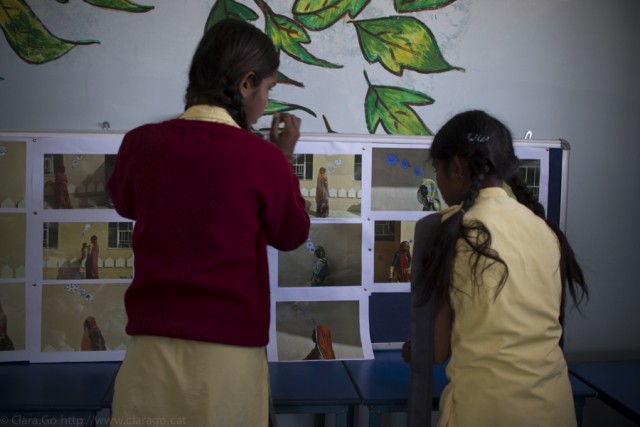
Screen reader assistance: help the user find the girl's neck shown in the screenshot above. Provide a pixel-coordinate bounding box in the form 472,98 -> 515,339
480,175 -> 502,189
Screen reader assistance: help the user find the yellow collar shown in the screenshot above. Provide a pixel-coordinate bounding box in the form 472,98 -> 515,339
440,187 -> 510,221
179,105 -> 239,128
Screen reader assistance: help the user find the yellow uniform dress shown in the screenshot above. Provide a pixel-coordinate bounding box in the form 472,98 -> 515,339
110,336 -> 269,427
438,187 -> 576,427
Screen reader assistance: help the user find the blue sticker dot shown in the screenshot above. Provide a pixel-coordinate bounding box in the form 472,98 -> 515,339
414,167 -> 423,176
400,159 -> 410,169
386,154 -> 398,166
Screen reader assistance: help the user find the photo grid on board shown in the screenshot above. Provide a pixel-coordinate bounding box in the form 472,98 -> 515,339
1,134 -> 549,362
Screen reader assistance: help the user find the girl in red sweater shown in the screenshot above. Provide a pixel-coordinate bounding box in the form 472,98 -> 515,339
108,18 -> 310,427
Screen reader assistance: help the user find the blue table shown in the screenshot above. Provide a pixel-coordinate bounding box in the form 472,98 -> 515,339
1,360 -> 360,427
343,350 -> 447,427
344,351 -> 596,427
569,372 -> 598,426
269,361 -> 361,427
570,360 -> 640,425
0,362 -> 120,427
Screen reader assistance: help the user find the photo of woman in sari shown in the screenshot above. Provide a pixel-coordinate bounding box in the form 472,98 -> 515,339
303,324 -> 336,360
315,167 -> 329,217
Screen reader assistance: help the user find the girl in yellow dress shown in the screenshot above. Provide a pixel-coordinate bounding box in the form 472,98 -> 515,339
409,110 -> 588,427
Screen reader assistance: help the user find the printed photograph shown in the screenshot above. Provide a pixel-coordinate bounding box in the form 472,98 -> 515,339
373,220 -> 417,283
293,153 -> 362,218
0,283 -> 25,351
0,140 -> 26,209
275,300 -> 364,361
41,283 -> 129,352
278,223 -> 362,287
0,213 -> 26,279
43,153 -> 116,209
518,159 -> 542,200
43,221 -> 133,281
371,147 -> 444,212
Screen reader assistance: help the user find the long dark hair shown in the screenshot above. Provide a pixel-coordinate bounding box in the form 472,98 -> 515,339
419,110 -> 588,319
184,18 -> 279,130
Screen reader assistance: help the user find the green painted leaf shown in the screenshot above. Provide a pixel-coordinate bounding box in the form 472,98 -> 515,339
0,0 -> 99,64
395,0 -> 457,13
256,0 -> 342,69
82,0 -> 154,12
205,0 -> 258,32
264,99 -> 317,117
293,0 -> 370,31
277,71 -> 305,88
363,70 -> 433,135
322,115 -> 337,133
353,16 -> 463,76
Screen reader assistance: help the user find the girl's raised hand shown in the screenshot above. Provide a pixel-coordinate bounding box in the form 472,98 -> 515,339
270,112 -> 301,159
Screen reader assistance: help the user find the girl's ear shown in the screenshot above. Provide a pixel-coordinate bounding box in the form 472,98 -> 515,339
451,156 -> 466,179
238,71 -> 256,99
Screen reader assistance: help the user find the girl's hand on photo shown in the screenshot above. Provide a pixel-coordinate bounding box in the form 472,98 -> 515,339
270,112 -> 301,159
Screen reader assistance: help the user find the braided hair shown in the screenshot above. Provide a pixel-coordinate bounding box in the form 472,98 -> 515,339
184,18 -> 279,130
505,164 -> 588,319
419,110 -> 588,318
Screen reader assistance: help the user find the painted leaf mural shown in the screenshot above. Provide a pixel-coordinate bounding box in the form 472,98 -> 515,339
205,0 -> 258,31
264,99 -> 317,117
322,115 -> 337,133
81,0 -> 154,12
353,16 -> 463,76
1,0 -> 155,70
0,0 -> 99,64
394,0 -> 457,13
256,0 -> 342,69
0,0 -> 467,135
277,71 -> 305,87
364,71 -> 434,135
292,0 -> 369,31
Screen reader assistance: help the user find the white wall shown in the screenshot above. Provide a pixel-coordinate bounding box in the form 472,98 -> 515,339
1,0 -> 638,361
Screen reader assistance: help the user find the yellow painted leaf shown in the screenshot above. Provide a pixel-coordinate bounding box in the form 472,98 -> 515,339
256,0 -> 342,69
353,16 -> 463,76
205,0 -> 258,32
363,70 -> 434,135
0,0 -> 98,64
293,0 -> 369,31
